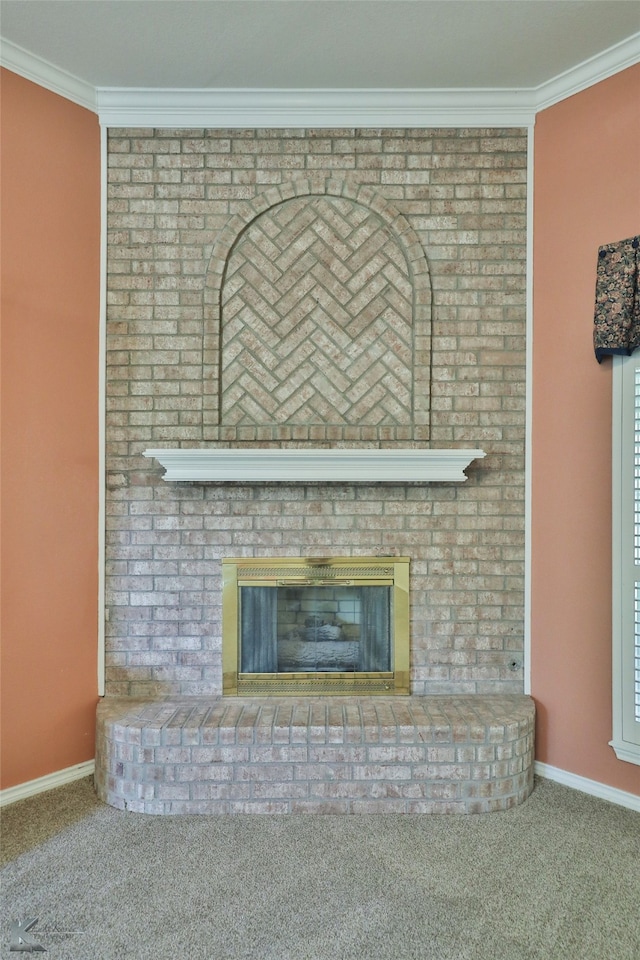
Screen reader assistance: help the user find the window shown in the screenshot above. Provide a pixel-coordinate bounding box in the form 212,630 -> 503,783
611,353 -> 640,764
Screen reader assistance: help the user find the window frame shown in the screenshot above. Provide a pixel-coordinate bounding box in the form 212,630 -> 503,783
610,353 -> 640,764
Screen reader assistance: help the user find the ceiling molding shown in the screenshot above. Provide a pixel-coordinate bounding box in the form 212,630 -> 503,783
0,37 -> 96,112
96,87 -> 536,128
2,29 -> 638,125
534,30 -> 640,111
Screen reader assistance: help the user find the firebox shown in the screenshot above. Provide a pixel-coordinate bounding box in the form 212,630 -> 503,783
222,557 -> 410,695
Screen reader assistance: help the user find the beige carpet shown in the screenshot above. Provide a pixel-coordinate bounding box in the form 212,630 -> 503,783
1,776 -> 638,960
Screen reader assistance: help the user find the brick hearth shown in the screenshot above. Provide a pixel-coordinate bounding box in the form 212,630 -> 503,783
95,694 -> 534,814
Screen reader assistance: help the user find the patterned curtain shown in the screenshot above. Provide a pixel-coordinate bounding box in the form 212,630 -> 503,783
594,235 -> 640,362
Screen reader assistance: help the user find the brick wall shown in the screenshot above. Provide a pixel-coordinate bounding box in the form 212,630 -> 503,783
105,127 -> 527,698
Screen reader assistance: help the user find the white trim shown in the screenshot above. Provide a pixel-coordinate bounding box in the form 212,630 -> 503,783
611,353 -> 640,765
0,37 -> 97,112
612,355 -> 625,749
0,761 -> 95,808
87,33 -> 640,129
96,86 -> 536,128
609,739 -> 640,766
535,31 -> 640,112
95,30 -> 640,128
523,123 -> 535,696
2,29 -> 638,126
143,448 -> 486,484
535,761 -> 640,812
97,127 -> 107,698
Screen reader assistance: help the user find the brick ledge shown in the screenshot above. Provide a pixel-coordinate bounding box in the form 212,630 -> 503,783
95,695 -> 535,815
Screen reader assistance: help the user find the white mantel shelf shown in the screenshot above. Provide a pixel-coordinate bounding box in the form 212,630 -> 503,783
143,448 -> 486,483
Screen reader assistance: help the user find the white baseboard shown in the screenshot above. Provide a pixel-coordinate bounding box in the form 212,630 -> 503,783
535,761 -> 640,812
0,760 -> 95,808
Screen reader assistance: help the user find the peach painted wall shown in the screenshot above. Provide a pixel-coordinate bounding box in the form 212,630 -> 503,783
532,64 -> 640,794
1,69 -> 101,789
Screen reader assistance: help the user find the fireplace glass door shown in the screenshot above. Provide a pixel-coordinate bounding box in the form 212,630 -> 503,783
222,557 -> 409,695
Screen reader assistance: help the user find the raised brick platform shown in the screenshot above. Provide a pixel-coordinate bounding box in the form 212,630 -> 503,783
95,695 -> 535,815
96,695 -> 535,814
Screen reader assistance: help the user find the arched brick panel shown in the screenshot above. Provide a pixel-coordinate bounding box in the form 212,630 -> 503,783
203,178 -> 432,443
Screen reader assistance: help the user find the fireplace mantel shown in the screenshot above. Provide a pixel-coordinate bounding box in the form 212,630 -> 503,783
143,448 -> 486,483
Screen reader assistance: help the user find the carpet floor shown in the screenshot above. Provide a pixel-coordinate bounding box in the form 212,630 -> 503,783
1,776 -> 638,960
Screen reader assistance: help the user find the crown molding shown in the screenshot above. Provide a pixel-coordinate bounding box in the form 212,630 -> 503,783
97,87 -> 536,128
535,30 -> 640,111
0,37 -> 97,112
2,29 -> 638,126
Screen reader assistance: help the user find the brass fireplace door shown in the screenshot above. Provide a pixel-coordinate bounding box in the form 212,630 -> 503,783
222,557 -> 410,696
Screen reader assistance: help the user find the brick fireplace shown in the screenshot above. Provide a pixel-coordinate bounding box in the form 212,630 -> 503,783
96,126 -> 533,813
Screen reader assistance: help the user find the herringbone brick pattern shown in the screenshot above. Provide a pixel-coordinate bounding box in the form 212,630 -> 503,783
221,197 -> 413,425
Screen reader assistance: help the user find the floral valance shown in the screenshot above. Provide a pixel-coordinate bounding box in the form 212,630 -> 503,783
593,235 -> 640,362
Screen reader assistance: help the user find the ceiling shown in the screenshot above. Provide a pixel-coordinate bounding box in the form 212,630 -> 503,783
1,0 -> 639,92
